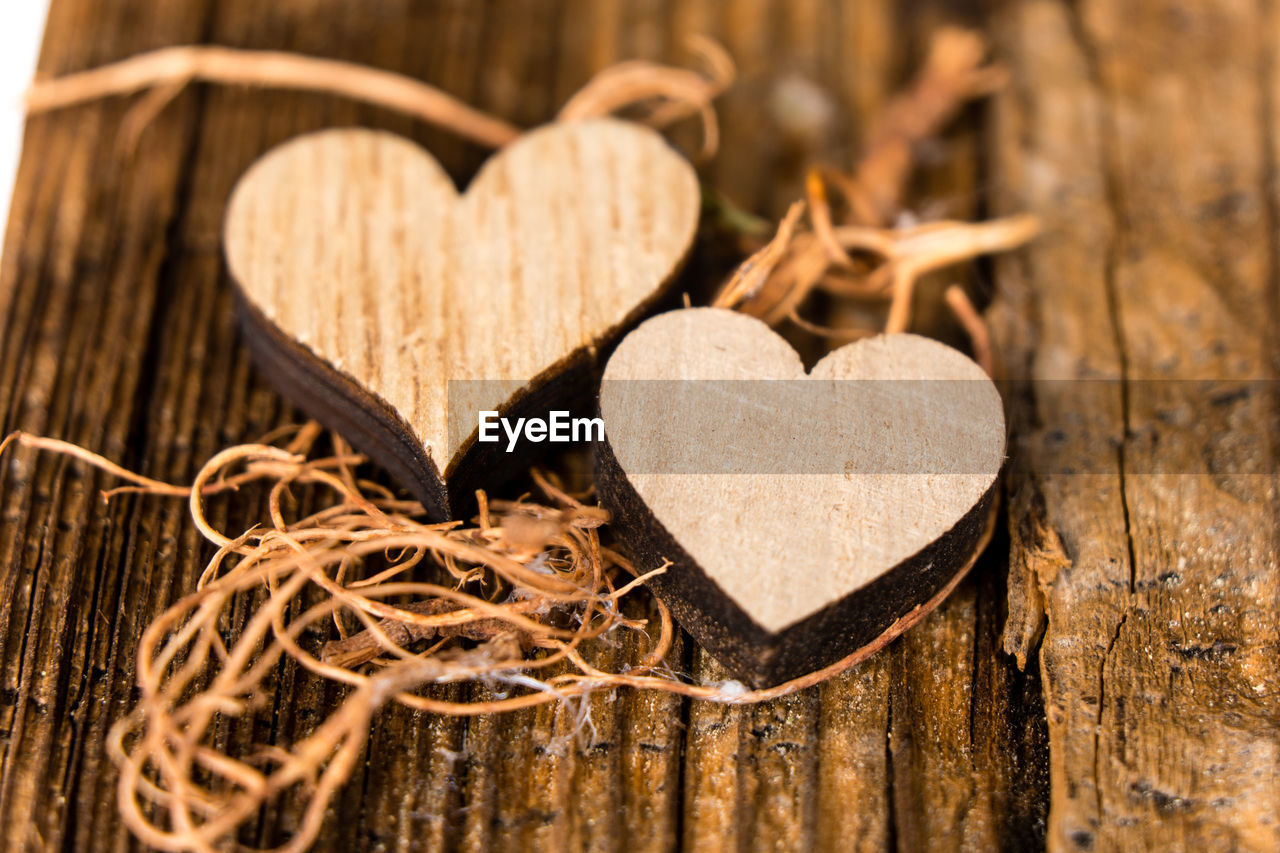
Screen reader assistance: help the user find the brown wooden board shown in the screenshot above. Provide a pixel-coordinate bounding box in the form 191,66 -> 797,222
988,1 -> 1280,848
3,0 -> 1272,850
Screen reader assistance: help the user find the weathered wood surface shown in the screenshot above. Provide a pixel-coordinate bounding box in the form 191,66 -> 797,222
989,1 -> 1280,850
0,0 -> 1270,851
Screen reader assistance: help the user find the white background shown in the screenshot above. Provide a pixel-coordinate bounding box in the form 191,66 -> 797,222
1,2 -> 52,252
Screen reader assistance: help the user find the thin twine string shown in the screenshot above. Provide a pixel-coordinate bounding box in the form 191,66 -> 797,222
0,425 -> 996,853
25,36 -> 734,160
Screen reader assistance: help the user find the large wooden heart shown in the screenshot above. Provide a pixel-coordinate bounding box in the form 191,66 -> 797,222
224,119 -> 699,518
597,308 -> 1005,686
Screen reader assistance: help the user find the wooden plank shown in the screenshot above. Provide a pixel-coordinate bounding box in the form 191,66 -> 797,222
184,5 -> 495,850
0,3 -> 221,849
455,8 -> 687,851
678,3 -> 1051,850
0,1 -> 1059,850
990,0 -> 1280,849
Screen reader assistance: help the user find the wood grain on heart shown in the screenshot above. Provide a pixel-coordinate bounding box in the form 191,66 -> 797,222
597,308 -> 1005,686
223,118 -> 699,518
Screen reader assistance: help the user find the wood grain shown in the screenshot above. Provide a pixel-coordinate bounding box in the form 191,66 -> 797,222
597,307 -> 1004,684
223,120 -> 699,519
989,0 -> 1280,849
24,0 -> 1280,850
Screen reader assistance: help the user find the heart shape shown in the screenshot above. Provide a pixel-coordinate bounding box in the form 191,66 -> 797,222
597,308 -> 1005,686
224,119 -> 699,518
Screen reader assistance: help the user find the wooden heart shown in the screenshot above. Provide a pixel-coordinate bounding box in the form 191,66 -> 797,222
596,308 -> 1005,686
224,119 -> 699,518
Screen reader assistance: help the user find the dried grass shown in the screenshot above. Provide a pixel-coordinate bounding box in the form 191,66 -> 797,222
26,37 -> 733,159
0,426 -> 993,852
558,35 -> 734,159
712,27 -> 1037,352
25,46 -> 522,149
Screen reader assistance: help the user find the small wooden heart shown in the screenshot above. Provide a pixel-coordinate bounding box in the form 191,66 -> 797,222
224,119 -> 699,518
597,308 -> 1005,686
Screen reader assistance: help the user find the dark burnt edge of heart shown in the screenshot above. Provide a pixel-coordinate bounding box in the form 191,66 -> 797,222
594,435 -> 1000,688
229,234 -> 695,521
235,292 -> 452,518
236,293 -> 613,520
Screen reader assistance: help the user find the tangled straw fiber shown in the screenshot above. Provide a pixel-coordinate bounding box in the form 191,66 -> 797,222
4,422 -> 979,852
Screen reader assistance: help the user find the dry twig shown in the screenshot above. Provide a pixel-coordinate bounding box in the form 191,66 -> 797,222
712,201 -> 806,309
849,26 -> 1008,226
945,284 -> 995,376
26,37 -> 734,159
715,27 -> 1035,351
558,35 -> 735,159
25,46 -> 522,148
717,210 -> 1039,333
